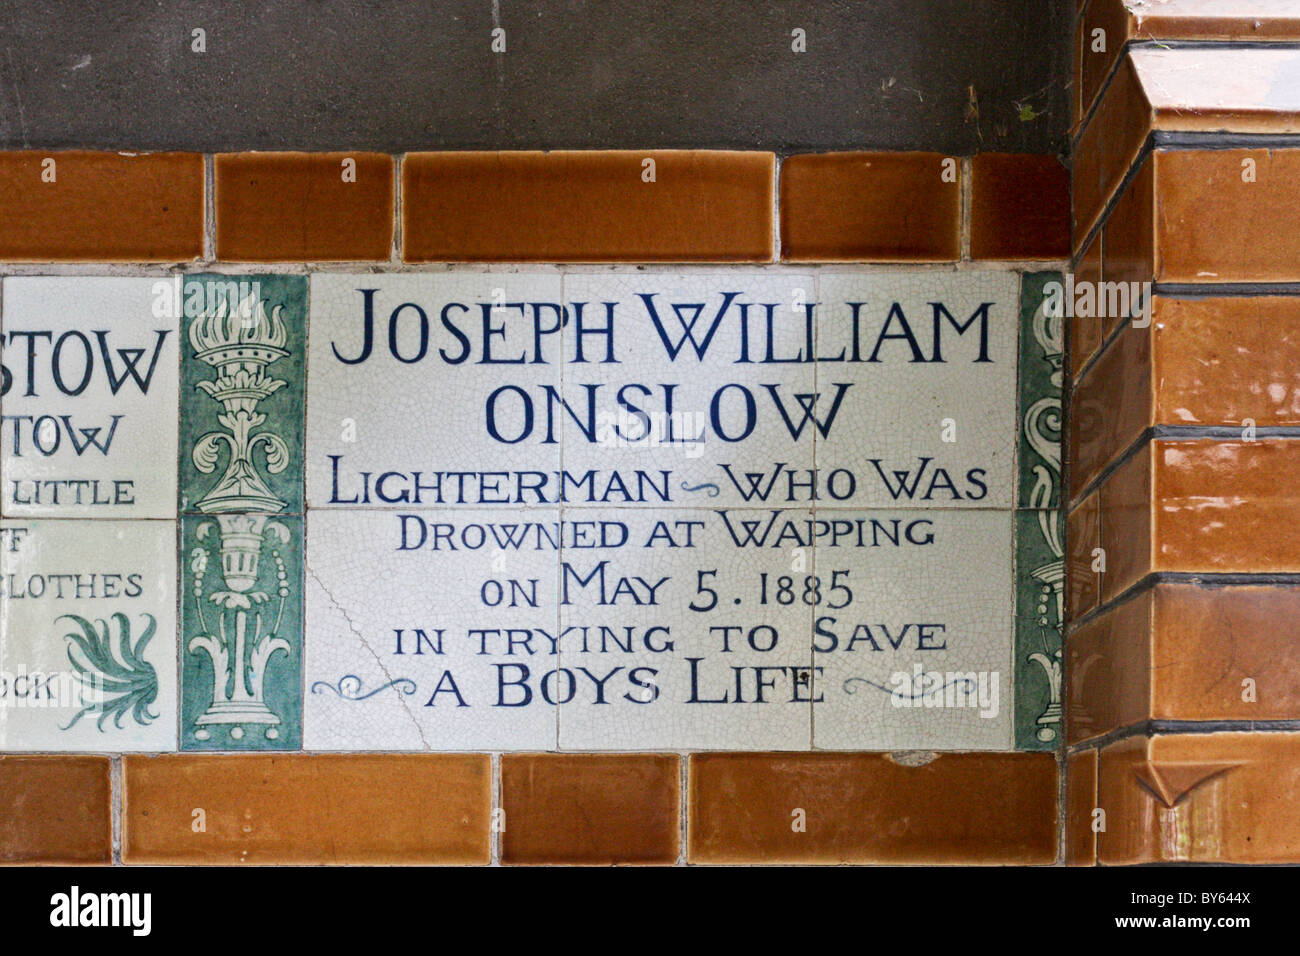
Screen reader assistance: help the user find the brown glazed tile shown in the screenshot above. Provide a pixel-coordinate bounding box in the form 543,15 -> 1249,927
1099,732 -> 1300,864
0,756 -> 111,864
1153,296 -> 1300,427
1071,584 -> 1300,743
1156,438 -> 1300,574
1074,2 -> 1300,129
1074,0 -> 1139,129
1066,491 -> 1102,623
1133,1 -> 1300,41
1069,315 -> 1151,502
1067,232 -> 1104,381
1073,55 -> 1151,248
1139,48 -> 1300,134
123,754 -> 490,864
969,153 -> 1070,260
1096,439 -> 1152,602
1155,148 -> 1300,282
1067,588 -> 1154,744
780,152 -> 960,261
500,754 -> 679,865
1098,438 -> 1300,600
1078,47 -> 1300,249
1148,585 -> 1300,722
402,150 -> 773,262
1065,749 -> 1098,866
215,152 -> 393,261
0,151 -> 203,261
1072,295 -> 1300,499
1101,155 -> 1153,301
688,752 -> 1057,864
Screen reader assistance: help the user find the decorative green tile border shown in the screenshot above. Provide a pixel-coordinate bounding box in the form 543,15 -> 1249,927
178,274 -> 306,515
180,514 -> 303,750
177,274 -> 306,751
1015,272 -> 1063,750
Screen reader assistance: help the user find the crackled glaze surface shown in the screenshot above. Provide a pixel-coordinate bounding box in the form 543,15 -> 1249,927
300,270 -> 1052,752
0,519 -> 177,751
1,277 -> 179,518
0,269 -> 1057,754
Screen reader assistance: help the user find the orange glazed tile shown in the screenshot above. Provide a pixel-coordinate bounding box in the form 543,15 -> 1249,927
215,152 -> 393,261
1156,438 -> 1300,574
1074,0 -> 1139,130
1065,749 -> 1098,866
402,150 -> 773,262
969,153 -> 1070,260
1155,148 -> 1300,282
1152,296 -> 1300,427
1069,315 -> 1150,502
1098,732 -> 1300,864
1096,439 -> 1152,602
688,752 -> 1056,865
1101,155 -> 1153,300
1139,48 -> 1300,134
0,151 -> 203,261
1073,295 -> 1300,498
1099,438 -> 1300,600
500,754 -> 679,865
1071,584 -> 1300,743
1067,588 -> 1155,744
1066,491 -> 1101,623
1073,55 -> 1151,248
1073,2 -> 1300,128
123,754 -> 490,864
0,756 -> 111,864
780,152 -> 960,262
1067,233 -> 1104,381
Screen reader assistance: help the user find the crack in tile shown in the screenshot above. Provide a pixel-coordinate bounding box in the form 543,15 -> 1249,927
306,563 -> 432,751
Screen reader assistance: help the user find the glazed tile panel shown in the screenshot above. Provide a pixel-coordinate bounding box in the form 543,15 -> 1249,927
0,270 -> 1060,753
177,275 -> 306,751
0,277 -> 180,751
304,271 -> 1057,752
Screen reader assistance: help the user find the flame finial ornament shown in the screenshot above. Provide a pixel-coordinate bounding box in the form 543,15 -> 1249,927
187,288 -> 294,742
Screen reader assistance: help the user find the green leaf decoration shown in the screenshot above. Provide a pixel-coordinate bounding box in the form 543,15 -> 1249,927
59,612 -> 160,732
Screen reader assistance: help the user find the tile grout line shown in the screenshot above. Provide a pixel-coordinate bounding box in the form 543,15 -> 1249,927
490,752 -> 501,866
678,752 -> 688,866
392,154 -> 403,264
111,755 -> 123,865
960,156 -> 972,262
771,155 -> 782,262
204,154 -> 216,262
1057,749 -> 1067,865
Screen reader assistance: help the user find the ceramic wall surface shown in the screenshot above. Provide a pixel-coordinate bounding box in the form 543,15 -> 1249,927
0,269 -> 1060,754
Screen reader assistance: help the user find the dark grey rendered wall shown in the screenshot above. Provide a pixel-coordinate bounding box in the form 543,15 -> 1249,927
0,1 -> 1071,153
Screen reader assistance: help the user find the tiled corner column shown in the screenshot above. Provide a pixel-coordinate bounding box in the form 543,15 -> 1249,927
1066,3 -> 1300,864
